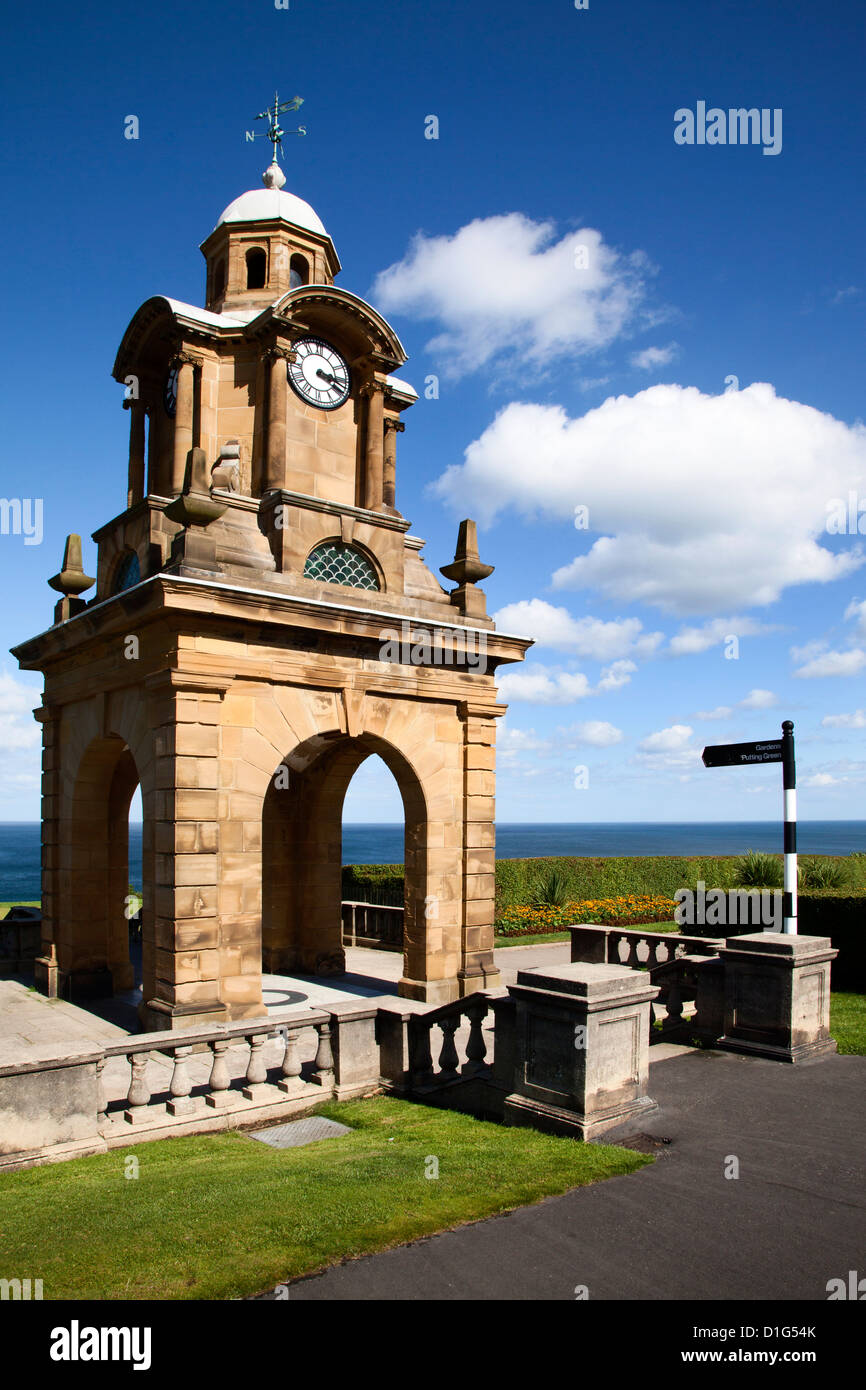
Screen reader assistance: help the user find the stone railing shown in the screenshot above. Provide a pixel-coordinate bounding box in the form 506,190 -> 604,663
341,900 -> 403,950
569,924 -> 725,1042
0,998 -> 382,1173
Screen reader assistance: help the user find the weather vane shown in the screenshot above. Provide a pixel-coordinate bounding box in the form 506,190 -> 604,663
249,92 -> 306,166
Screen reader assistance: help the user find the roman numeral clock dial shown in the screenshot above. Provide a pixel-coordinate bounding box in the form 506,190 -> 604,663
288,338 -> 351,409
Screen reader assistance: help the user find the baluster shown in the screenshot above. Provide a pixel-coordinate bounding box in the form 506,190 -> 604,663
96,1055 -> 108,1128
462,1002 -> 488,1076
665,979 -> 685,1033
311,1021 -> 335,1087
242,1033 -> 270,1102
409,1019 -> 434,1089
437,1017 -> 460,1083
205,1037 -> 233,1108
167,1044 -> 195,1116
124,1051 -> 151,1125
277,1028 -> 307,1095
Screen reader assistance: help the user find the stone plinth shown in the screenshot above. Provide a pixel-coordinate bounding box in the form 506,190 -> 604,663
503,962 -> 659,1141
717,932 -> 837,1064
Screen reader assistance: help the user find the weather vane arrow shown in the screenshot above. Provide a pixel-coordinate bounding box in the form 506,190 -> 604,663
248,91 -> 307,166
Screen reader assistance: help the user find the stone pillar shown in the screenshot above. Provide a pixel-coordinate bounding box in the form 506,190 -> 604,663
717,932 -> 838,1063
504,962 -> 659,1141
126,399 -> 146,509
264,346 -> 294,493
33,705 -> 61,998
383,417 -> 404,510
143,671 -> 233,1031
458,701 -> 500,994
170,354 -> 197,496
363,378 -> 386,511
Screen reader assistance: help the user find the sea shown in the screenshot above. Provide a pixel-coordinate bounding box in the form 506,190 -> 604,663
1,820 -> 864,899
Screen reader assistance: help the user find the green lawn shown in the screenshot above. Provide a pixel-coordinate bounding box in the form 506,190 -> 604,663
0,1096 -> 650,1300
830,992 -> 866,1055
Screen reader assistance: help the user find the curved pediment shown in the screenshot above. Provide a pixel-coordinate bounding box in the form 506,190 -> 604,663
112,296 -> 247,382
266,285 -> 408,370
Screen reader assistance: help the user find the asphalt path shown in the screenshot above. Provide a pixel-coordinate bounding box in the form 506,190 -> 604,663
271,1049 -> 866,1301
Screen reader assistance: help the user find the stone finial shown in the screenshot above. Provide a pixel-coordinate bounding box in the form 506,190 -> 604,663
440,519 -> 494,586
440,519 -> 494,617
165,448 -> 228,527
48,534 -> 95,597
263,160 -> 287,190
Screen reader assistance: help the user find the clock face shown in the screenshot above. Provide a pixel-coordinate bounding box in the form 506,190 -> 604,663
288,338 -> 351,410
163,365 -> 179,418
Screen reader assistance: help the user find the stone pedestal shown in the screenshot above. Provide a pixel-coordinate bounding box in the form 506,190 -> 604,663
717,932 -> 837,1063
503,962 -> 659,1141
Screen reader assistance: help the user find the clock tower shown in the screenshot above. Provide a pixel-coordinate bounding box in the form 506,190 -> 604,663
13,142 -> 530,1028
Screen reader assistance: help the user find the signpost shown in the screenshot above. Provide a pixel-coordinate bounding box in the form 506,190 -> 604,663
702,721 -> 797,934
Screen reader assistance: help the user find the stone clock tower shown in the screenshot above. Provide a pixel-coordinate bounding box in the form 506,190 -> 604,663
12,148 -> 530,1029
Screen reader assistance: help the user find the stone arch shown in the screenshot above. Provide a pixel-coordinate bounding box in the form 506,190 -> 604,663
57,735 -> 140,997
51,688 -> 157,1005
227,682 -> 465,1002
262,731 -> 427,982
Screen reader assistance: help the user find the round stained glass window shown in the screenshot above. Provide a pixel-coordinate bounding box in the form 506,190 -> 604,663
303,542 -> 380,591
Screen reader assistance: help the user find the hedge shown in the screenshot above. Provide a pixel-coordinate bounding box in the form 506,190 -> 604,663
798,891 -> 866,991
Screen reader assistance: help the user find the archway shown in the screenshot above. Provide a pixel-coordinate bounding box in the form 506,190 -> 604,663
59,734 -> 150,1003
261,733 -> 427,991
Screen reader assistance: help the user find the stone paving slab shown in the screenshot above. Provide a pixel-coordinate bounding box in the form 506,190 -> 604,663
249,1116 -> 352,1149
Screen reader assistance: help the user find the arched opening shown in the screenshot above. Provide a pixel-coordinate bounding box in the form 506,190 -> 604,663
261,735 -> 424,997
58,736 -> 150,1026
289,253 -> 310,289
246,247 -> 267,290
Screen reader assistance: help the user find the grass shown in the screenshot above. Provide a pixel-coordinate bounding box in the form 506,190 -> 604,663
830,993 -> 866,1055
0,1096 -> 650,1301
0,902 -> 39,915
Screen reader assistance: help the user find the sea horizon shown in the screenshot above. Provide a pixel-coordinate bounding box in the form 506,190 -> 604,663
1,819 -> 864,900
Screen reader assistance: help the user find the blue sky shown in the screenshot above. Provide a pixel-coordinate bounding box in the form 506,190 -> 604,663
1,0 -> 865,823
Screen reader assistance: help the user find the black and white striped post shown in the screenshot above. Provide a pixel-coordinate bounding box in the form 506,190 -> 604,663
781,720 -> 797,935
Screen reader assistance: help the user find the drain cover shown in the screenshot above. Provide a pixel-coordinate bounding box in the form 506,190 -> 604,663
250,1117 -> 352,1149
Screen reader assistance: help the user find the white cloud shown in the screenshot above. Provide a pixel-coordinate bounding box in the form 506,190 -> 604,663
804,772 -> 842,787
822,710 -> 866,728
497,666 -> 592,705
844,598 -> 866,639
694,706 -> 734,721
634,723 -> 700,770
668,617 -> 771,656
638,723 -> 694,753
497,657 -> 636,705
373,214 -> 652,375
493,599 -> 662,660
631,342 -> 678,371
433,383 -> 866,615
739,688 -> 779,709
0,671 -> 40,752
794,648 -> 866,678
564,720 -> 624,747
597,659 -> 636,690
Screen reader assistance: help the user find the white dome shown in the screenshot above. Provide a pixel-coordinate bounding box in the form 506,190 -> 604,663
216,187 -> 328,237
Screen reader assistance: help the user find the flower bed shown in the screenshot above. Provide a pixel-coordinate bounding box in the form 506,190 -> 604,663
495,895 -> 679,938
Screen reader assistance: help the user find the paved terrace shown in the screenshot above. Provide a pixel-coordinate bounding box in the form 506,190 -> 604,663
0,943 -> 579,1109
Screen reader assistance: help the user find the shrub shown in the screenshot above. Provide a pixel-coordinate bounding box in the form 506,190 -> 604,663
799,857 -> 849,890
732,850 -> 784,889
798,891 -> 866,990
528,866 -> 571,907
